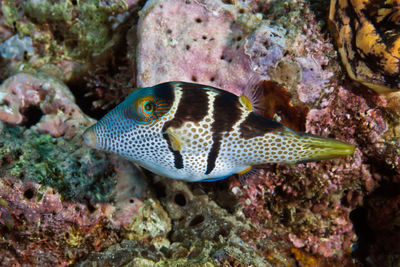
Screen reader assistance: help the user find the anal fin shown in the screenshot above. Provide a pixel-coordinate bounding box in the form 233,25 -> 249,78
237,166 -> 252,175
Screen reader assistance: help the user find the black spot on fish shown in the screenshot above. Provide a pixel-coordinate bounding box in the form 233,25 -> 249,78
205,90 -> 242,175
239,113 -> 283,139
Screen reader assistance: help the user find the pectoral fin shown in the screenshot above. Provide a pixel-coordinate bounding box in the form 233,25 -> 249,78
165,127 -> 183,151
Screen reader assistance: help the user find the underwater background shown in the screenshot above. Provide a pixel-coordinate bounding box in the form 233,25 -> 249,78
0,0 -> 399,266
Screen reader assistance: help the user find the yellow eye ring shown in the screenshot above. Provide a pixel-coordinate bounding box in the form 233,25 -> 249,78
136,96 -> 155,117
134,95 -> 171,124
143,101 -> 154,114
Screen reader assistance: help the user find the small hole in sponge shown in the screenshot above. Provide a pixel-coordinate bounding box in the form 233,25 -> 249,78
153,182 -> 167,198
189,214 -> 204,227
195,18 -> 202,23
191,76 -> 197,82
23,105 -> 43,128
23,188 -> 34,200
87,203 -> 96,213
174,192 -> 187,206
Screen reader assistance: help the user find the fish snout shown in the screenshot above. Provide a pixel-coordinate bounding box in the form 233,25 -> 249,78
82,127 -> 98,148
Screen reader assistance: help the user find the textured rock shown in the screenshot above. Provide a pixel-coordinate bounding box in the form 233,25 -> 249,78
0,73 -> 92,138
137,0 -> 256,95
136,0 -> 337,106
0,0 -> 139,82
0,34 -> 34,59
0,162 -> 168,265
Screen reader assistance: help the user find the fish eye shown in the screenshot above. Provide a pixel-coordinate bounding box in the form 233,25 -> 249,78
143,101 -> 154,113
136,97 -> 156,118
134,95 -> 171,124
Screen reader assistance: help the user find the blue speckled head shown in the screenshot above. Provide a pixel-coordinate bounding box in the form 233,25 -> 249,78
83,83 -> 175,164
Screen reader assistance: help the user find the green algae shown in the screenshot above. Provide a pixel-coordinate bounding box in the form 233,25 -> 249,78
1,1 -> 19,29
80,235 -> 268,267
21,0 -> 127,59
125,199 -> 171,240
0,125 -> 116,202
0,0 -> 129,81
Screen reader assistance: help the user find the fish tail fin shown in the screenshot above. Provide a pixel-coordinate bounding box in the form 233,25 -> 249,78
293,132 -> 355,163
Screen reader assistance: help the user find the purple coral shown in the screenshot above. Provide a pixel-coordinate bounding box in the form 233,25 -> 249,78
0,156 -> 152,265
136,0 -> 256,95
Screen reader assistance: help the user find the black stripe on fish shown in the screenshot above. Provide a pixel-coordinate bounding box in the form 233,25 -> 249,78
205,90 -> 242,175
239,113 -> 284,139
171,149 -> 184,169
154,82 -> 175,105
162,132 -> 184,169
162,82 -> 209,130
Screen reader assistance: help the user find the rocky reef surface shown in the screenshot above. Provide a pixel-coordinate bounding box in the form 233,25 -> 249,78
0,0 -> 399,266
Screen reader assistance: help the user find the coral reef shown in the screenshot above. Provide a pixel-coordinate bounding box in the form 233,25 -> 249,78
0,0 -> 139,82
0,0 -> 399,266
0,151 -> 170,265
0,73 -> 92,138
361,184 -> 400,266
79,178 -> 272,266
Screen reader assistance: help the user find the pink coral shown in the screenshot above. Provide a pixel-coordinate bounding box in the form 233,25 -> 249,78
136,0 -> 256,95
296,55 -> 333,103
0,73 -> 93,138
0,155 -> 155,265
134,0 -> 400,263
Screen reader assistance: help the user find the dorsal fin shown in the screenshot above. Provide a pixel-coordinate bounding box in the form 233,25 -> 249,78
241,74 -> 265,114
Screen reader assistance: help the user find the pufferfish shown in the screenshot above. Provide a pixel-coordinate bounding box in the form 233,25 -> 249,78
83,82 -> 355,182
